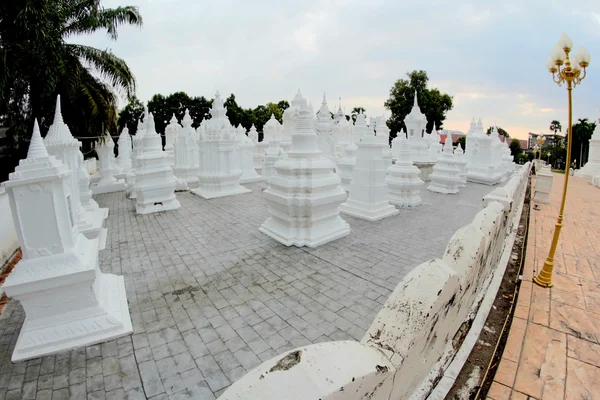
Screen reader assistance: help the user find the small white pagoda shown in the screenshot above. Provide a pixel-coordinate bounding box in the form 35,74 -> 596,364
501,139 -> 515,178
260,97 -> 350,247
281,90 -> 305,152
237,125 -> 262,183
428,130 -> 461,194
577,120 -> 600,181
43,95 -> 106,241
173,110 -> 200,190
262,115 -> 286,181
404,92 -> 431,163
248,124 -> 267,172
116,126 -> 133,173
2,120 -> 132,362
428,125 -> 443,161
316,94 -> 336,163
332,115 -> 353,159
339,122 -> 399,221
375,116 -> 392,166
77,151 -> 108,233
164,114 -> 181,166
386,133 -> 424,207
453,143 -> 468,186
353,111 -> 370,144
127,115 -> 147,199
333,98 -> 346,124
134,113 -> 180,214
90,131 -> 127,194
466,121 -> 505,185
337,119 -> 357,192
191,91 -> 251,199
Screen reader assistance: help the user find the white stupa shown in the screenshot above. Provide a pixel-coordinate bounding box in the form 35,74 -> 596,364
315,94 -> 336,163
134,113 -> 180,214
281,90 -> 305,152
453,143 -> 468,186
237,125 -> 263,183
191,91 -> 251,199
501,138 -> 515,178
127,115 -> 147,199
339,120 -> 399,221
428,129 -> 461,194
249,124 -> 267,172
353,111 -> 370,144
375,116 -> 392,166
404,92 -> 430,162
260,97 -> 350,247
116,126 -> 133,173
43,95 -> 106,241
91,131 -> 127,194
173,110 -> 200,191
2,120 -> 132,361
337,118 -> 357,192
262,115 -> 286,181
333,98 -> 346,124
428,124 -> 443,161
164,114 -> 181,166
386,133 -> 424,207
466,121 -> 505,185
578,120 -> 600,181
332,115 -> 353,159
77,150 -> 108,234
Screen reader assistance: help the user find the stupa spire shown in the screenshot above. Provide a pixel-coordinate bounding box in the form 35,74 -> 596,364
54,95 -> 64,123
27,119 -> 49,160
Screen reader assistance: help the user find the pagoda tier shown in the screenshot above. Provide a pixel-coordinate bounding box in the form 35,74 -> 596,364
260,98 -> 350,247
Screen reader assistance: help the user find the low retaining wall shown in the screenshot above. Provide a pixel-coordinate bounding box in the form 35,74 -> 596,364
220,163 -> 531,400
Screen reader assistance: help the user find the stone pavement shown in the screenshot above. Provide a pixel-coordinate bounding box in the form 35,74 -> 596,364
488,174 -> 600,400
0,181 -> 494,400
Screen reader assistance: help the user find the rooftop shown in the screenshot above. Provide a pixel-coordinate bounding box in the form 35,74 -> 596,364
0,181 -> 495,399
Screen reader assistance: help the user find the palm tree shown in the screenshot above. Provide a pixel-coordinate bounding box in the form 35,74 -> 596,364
549,120 -> 561,134
0,0 -> 142,176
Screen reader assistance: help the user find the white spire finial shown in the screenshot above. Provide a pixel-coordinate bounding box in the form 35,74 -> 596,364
27,119 -> 49,159
322,93 -> 327,105
413,91 -> 419,107
54,95 -> 63,123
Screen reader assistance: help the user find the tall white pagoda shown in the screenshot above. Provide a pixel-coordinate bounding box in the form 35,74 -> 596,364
248,124 -> 267,172
339,120 -> 399,221
164,114 -> 181,166
337,118 -> 357,192
316,93 -> 336,163
191,91 -> 251,199
333,115 -> 353,159
404,92 -> 430,163
466,121 -> 504,185
127,114 -> 147,199
91,131 -> 127,195
281,90 -> 305,152
375,116 -> 392,166
454,143 -> 468,186
262,115 -> 286,180
173,110 -> 200,190
237,125 -> 262,183
260,97 -> 350,247
386,133 -> 424,207
428,130 -> 461,194
134,113 -> 180,214
2,120 -> 132,361
116,126 -> 133,175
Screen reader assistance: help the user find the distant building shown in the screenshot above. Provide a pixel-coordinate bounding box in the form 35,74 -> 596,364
528,132 -> 564,149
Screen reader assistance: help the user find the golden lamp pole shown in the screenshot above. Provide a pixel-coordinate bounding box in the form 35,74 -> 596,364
534,33 -> 591,288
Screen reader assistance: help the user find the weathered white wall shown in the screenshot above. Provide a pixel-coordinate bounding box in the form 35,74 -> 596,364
0,186 -> 19,267
220,163 -> 531,400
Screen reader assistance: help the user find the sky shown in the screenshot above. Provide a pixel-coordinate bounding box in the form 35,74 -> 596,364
75,0 -> 600,140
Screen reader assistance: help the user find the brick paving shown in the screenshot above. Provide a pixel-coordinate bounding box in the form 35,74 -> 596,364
488,174 -> 600,400
0,181 -> 494,399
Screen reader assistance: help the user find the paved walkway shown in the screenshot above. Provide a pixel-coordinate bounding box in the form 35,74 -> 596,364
488,173 -> 600,400
0,181 -> 494,400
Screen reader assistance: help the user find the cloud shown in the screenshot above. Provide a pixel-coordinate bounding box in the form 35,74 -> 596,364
72,0 -> 600,140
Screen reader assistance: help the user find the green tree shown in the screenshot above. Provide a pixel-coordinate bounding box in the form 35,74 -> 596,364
509,139 -> 523,157
0,0 -> 142,178
569,118 -> 596,168
351,107 -> 366,123
384,70 -> 453,138
549,120 -> 562,134
118,96 -> 144,134
147,92 -> 212,135
456,136 -> 466,150
486,126 -> 510,138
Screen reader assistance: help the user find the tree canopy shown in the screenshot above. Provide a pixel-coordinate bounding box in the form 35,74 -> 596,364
0,0 -> 142,179
509,139 -> 523,157
569,118 -> 597,168
549,120 -> 562,134
384,70 -> 453,139
486,126 -> 510,138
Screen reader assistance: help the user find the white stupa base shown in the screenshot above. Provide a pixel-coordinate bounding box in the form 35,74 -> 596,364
91,179 -> 127,195
466,169 -> 504,185
259,217 -> 350,248
592,175 -> 600,187
339,202 -> 399,221
389,195 -> 422,208
240,172 -> 264,184
414,162 -> 435,181
9,273 -> 132,362
191,185 -> 251,199
136,196 -> 180,215
427,182 -> 460,194
114,171 -> 128,180
577,163 -> 600,182
78,208 -> 108,249
174,177 -> 189,192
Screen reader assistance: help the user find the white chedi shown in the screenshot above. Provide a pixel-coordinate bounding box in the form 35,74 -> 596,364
501,139 -> 515,178
237,125 -> 263,183
173,110 -> 200,191
191,91 -> 251,199
260,97 -> 350,247
375,116 -> 392,166
77,150 -> 108,225
249,124 -> 268,172
316,94 -> 336,163
577,119 -> 600,181
428,125 -> 443,161
332,115 -> 353,159
453,143 -> 468,186
164,114 -> 181,166
91,131 -> 127,194
134,113 -> 181,214
116,127 -> 133,172
466,122 -> 505,185
353,111 -> 370,144
262,116 -> 286,180
2,120 -> 132,361
428,130 -> 462,194
127,114 -> 147,198
339,122 -> 399,221
404,92 -> 430,162
281,89 -> 305,152
337,119 -> 357,192
386,133 -> 424,207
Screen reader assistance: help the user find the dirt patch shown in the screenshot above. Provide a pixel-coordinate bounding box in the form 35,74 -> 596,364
445,180 -> 531,400
269,350 -> 302,373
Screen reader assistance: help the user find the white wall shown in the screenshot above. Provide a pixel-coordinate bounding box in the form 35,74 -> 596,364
0,186 -> 19,268
220,163 -> 531,400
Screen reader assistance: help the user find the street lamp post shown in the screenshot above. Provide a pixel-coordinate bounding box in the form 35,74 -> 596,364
534,33 -> 591,288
